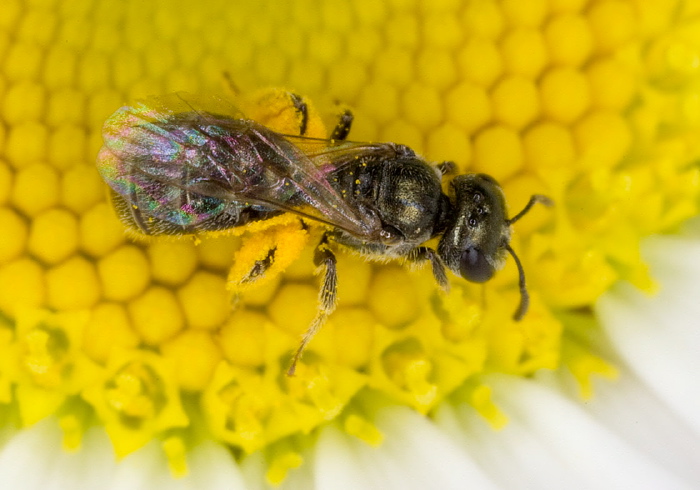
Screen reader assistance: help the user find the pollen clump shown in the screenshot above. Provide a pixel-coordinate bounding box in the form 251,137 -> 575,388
0,0 -> 698,482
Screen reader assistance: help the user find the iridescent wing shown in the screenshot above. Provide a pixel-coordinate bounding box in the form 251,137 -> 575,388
97,93 -> 384,238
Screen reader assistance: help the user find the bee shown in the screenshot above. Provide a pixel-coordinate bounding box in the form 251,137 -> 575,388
97,91 -> 551,375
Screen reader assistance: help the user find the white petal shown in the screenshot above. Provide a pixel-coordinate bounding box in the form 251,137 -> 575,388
561,369 -> 700,485
313,407 -> 498,490
440,375 -> 692,490
107,441 -> 165,490
0,419 -> 61,489
314,425 -> 379,490
43,427 -> 116,490
186,441 -> 248,489
597,234 -> 700,437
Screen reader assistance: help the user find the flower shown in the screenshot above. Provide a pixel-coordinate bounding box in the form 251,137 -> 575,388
1,0 -> 700,487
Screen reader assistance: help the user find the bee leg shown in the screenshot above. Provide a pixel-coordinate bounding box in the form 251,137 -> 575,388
240,248 -> 276,284
287,235 -> 337,376
289,93 -> 309,136
221,71 -> 240,96
410,246 -> 449,291
436,161 -> 457,176
330,108 -> 354,141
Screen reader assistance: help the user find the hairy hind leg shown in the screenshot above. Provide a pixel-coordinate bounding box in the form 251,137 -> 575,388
287,234 -> 338,376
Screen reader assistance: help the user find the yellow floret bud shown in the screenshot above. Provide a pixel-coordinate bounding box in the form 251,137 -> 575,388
2,81 -> 45,124
80,202 -> 127,257
5,122 -> 48,168
112,49 -> 144,92
44,47 -> 78,91
46,88 -> 85,127
575,111 -> 632,169
0,207 -> 27,262
0,258 -> 45,317
46,256 -> 100,310
386,13 -> 419,49
417,48 -> 457,90
11,163 -> 59,216
308,30 -> 344,65
128,286 -> 184,345
523,122 -> 576,175
98,245 -> 150,301
426,123 -> 471,169
382,120 -> 423,154
269,283 -> 318,337
501,28 -> 548,78
4,42 -> 42,82
457,39 -> 503,87
549,0 -> 588,14
541,68 -> 592,124
423,14 -> 463,49
359,81 -> 399,124
353,0 -> 387,26
148,240 -> 198,286
253,46 -> 287,85
492,76 -> 540,129
544,14 -> 594,67
17,8 -> 56,45
328,307 -> 375,369
461,1 -> 504,40
0,161 -> 11,203
219,309 -> 269,367
587,58 -> 637,110
0,0 -> 19,29
49,124 -> 87,169
61,165 -> 104,214
402,82 -> 442,130
368,266 -> 419,329
588,0 -> 637,53
326,59 -> 368,102
445,82 -> 492,135
28,208 -> 79,265
83,302 -> 139,364
78,51 -> 111,93
161,330 -> 222,391
472,125 -> 524,181
177,271 -> 230,330
196,235 -> 239,271
501,0 -> 548,27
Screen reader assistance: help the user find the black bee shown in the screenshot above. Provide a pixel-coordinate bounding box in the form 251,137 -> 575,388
97,92 -> 552,375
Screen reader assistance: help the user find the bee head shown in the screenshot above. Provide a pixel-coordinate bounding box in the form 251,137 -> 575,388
437,174 -> 552,320
438,174 -> 509,283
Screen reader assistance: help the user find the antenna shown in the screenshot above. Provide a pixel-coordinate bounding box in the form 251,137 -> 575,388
507,194 -> 553,225
505,194 -> 553,320
505,243 -> 528,321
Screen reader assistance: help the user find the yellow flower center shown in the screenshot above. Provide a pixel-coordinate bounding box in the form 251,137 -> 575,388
1,0 -> 700,484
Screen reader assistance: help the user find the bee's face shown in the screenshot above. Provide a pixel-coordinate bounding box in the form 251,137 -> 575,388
437,174 -> 510,283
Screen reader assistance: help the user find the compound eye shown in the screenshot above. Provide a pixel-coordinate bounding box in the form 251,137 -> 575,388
460,247 -> 495,283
